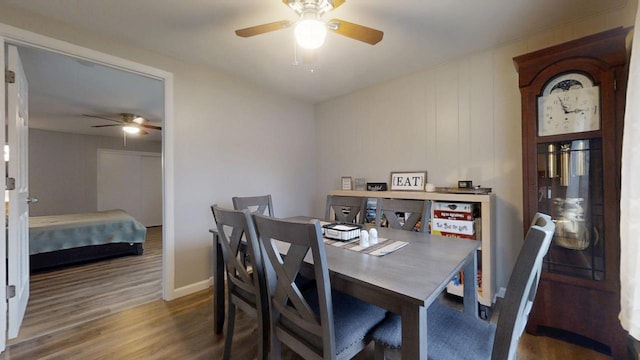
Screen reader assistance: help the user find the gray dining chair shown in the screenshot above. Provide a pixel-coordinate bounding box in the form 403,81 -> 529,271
232,194 -> 275,267
371,212 -> 555,360
232,194 -> 275,216
375,198 -> 429,232
324,195 -> 367,224
211,205 -> 269,360
253,214 -> 387,360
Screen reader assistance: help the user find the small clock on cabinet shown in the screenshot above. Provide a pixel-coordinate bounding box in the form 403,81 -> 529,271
537,72 -> 600,136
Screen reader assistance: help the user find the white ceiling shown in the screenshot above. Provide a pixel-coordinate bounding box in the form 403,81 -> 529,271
3,0 -> 630,140
18,45 -> 164,141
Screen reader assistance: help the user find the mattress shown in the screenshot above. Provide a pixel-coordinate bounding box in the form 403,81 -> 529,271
29,209 -> 147,255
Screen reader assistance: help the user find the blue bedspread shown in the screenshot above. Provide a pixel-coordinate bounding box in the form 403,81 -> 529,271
29,209 -> 147,255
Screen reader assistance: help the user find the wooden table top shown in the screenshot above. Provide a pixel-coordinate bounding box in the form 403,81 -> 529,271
274,221 -> 480,309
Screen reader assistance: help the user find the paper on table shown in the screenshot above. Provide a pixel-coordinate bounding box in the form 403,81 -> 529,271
323,236 -> 409,256
369,241 -> 409,256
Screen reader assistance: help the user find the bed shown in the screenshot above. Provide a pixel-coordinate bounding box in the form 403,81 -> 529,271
29,209 -> 147,272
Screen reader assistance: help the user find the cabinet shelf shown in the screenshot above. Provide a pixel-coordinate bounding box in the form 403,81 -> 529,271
329,189 -> 496,307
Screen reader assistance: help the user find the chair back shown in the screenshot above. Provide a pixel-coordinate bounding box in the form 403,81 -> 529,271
233,194 -> 275,216
491,212 -> 555,360
375,198 -> 428,232
254,214 -> 336,360
211,205 -> 269,326
324,195 -> 367,224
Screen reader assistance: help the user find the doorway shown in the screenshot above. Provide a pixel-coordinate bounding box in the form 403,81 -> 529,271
1,24 -> 175,349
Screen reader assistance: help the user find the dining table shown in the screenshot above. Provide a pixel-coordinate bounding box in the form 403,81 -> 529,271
210,221 -> 480,360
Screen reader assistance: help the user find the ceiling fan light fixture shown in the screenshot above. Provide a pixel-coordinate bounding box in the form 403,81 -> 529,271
122,125 -> 141,134
132,116 -> 145,124
295,14 -> 326,49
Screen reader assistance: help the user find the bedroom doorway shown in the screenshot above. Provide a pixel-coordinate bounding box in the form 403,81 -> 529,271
0,23 -> 174,350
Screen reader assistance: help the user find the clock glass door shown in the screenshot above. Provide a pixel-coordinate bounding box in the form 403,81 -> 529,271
536,138 -> 604,280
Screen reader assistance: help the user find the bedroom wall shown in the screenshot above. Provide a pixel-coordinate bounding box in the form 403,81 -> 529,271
29,128 -> 161,217
0,5 -> 317,291
314,1 -> 637,292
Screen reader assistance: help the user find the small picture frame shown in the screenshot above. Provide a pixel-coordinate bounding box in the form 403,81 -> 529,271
354,178 -> 366,191
367,182 -> 387,191
390,171 -> 427,191
341,176 -> 353,191
458,180 -> 473,189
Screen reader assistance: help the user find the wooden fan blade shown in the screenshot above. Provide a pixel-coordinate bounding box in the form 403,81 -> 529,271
139,129 -> 149,135
141,124 -> 162,130
329,0 -> 345,11
91,124 -> 121,128
327,19 -> 383,45
235,20 -> 292,38
83,114 -> 123,123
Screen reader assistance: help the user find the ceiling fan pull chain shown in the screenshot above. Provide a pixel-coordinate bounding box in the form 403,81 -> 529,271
292,37 -> 300,66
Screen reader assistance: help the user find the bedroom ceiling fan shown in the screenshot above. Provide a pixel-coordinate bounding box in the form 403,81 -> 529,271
83,113 -> 162,135
235,0 -> 383,50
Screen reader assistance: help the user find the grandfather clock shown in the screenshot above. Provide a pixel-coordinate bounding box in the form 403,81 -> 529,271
514,27 -> 629,359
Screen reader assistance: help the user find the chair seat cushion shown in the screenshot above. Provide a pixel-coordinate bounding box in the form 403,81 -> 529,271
281,289 -> 387,356
372,300 -> 496,360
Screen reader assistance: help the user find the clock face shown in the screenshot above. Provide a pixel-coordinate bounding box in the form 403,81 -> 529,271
537,72 -> 600,136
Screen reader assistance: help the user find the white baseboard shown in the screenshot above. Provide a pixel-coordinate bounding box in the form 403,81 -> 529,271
172,277 -> 213,299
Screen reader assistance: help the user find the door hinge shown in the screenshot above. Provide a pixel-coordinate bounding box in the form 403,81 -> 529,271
7,285 -> 15,299
5,70 -> 15,84
614,79 -> 617,91
6,177 -> 15,191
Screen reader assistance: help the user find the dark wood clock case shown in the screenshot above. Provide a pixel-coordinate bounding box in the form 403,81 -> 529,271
514,27 -> 630,359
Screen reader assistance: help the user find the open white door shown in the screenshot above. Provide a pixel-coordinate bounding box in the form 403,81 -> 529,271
6,44 -> 30,340
0,38 -> 7,353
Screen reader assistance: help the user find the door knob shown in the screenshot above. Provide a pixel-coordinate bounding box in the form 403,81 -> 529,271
26,197 -> 39,204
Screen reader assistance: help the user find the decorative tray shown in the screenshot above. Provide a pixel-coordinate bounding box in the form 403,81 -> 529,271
322,222 -> 362,241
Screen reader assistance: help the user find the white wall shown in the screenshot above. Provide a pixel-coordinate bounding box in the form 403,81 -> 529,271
0,6 -> 317,290
315,2 -> 637,291
97,149 -> 163,227
29,129 -> 161,216
170,64 -> 316,287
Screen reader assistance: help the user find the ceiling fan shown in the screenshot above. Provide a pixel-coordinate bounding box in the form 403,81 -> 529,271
83,113 -> 162,135
235,0 -> 383,50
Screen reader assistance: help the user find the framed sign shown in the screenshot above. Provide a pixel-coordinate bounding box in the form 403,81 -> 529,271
390,171 -> 427,191
341,176 -> 353,190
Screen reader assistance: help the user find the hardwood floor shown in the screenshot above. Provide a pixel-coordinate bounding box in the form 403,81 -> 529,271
7,226 -> 162,346
1,288 -> 614,360
1,229 -> 615,359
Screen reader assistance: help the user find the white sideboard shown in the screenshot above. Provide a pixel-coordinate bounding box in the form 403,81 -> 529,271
328,190 -> 496,309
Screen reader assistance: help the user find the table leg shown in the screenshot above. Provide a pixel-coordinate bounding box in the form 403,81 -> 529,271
401,305 -> 427,360
462,250 -> 478,318
212,231 -> 225,334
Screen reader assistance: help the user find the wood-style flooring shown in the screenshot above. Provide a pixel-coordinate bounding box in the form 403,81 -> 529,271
7,226 -> 162,347
1,226 -> 614,359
